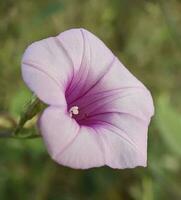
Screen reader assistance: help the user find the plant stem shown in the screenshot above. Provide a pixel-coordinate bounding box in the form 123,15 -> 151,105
0,95 -> 45,139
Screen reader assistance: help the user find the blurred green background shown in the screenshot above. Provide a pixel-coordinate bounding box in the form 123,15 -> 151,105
0,0 -> 181,199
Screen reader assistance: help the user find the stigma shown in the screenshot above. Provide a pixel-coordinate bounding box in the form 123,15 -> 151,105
69,106 -> 79,117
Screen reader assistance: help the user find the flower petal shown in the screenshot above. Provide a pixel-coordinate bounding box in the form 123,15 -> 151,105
39,107 -> 105,169
65,29 -> 115,104
22,63 -> 66,106
76,90 -> 151,168
99,126 -> 147,168
21,29 -> 84,105
39,107 -> 78,158
71,57 -> 154,117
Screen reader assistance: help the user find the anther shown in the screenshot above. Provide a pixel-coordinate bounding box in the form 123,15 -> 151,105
69,106 -> 79,117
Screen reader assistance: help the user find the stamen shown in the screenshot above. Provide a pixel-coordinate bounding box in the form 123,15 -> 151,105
69,106 -> 79,117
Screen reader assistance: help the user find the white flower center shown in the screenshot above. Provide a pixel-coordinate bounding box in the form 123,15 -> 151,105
69,106 -> 79,117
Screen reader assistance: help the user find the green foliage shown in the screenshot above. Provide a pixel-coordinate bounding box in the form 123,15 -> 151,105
156,95 -> 181,157
10,86 -> 32,117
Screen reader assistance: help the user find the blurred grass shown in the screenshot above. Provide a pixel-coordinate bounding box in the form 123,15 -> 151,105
0,0 -> 181,199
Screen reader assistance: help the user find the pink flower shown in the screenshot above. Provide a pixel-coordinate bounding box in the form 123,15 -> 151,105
21,28 -> 154,169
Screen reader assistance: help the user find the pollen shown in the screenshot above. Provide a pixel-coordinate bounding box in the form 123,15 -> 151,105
69,106 -> 79,117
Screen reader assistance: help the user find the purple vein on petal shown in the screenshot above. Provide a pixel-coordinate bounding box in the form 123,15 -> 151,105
87,119 -> 143,157
71,28 -> 93,100
79,111 -> 148,124
79,93 -> 135,118
53,37 -> 75,93
69,56 -> 116,105
65,29 -> 86,97
78,85 -> 146,101
72,86 -> 145,110
76,92 -> 121,116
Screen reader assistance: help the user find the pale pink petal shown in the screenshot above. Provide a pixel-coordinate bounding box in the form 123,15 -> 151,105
71,58 -> 154,121
21,29 -> 84,105
39,107 -> 76,157
76,90 -> 151,168
64,29 -> 115,103
22,63 -> 66,106
99,126 -> 147,168
39,106 -> 105,169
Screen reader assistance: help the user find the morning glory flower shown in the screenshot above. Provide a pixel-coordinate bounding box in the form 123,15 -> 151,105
21,28 -> 154,169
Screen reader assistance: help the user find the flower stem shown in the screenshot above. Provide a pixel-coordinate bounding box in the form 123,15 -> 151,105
0,95 -> 46,139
